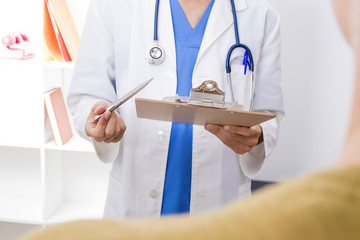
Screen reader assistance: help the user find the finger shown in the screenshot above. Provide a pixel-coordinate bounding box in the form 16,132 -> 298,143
250,125 -> 262,136
112,122 -> 126,142
87,102 -> 110,124
105,127 -> 125,143
104,136 -> 116,143
207,124 -> 259,146
220,134 -> 254,154
205,124 -> 223,135
92,106 -> 109,122
205,124 -> 257,154
224,125 -> 262,138
92,111 -> 111,141
217,132 -> 253,154
103,112 -> 118,139
112,132 -> 124,143
95,105 -> 107,115
104,112 -> 126,143
111,115 -> 126,142
223,125 -> 252,136
85,102 -> 112,139
206,124 -> 243,141
226,130 -> 260,148
205,124 -> 235,145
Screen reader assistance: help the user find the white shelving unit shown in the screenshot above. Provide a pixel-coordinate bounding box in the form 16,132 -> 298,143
0,0 -> 109,239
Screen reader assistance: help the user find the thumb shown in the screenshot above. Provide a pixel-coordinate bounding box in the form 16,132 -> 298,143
87,102 -> 110,125
95,110 -> 111,129
90,102 -> 110,117
85,110 -> 110,140
94,105 -> 106,116
85,102 -> 110,138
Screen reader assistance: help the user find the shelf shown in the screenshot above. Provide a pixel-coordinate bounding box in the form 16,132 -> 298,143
0,218 -> 43,226
45,133 -> 94,153
0,141 -> 42,150
0,198 -> 43,225
0,0 -> 104,231
0,57 -> 39,65
43,61 -> 75,69
46,201 -> 104,224
0,147 -> 43,225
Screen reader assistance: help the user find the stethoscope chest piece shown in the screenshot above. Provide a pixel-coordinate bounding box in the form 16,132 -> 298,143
146,43 -> 165,65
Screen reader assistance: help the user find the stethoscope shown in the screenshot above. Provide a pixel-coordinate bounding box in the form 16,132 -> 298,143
145,0 -> 165,65
146,0 -> 255,109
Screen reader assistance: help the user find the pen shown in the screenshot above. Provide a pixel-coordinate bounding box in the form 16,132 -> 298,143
243,51 -> 249,75
94,77 -> 153,122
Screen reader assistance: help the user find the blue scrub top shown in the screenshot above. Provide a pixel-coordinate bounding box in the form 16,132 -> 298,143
161,0 -> 215,215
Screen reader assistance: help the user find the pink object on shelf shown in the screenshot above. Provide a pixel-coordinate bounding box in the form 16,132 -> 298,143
1,33 -> 36,60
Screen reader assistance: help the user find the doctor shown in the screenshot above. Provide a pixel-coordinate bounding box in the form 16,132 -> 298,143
68,0 -> 284,218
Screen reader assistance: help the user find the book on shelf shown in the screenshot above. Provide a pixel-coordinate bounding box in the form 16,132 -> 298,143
44,111 -> 53,144
44,87 -> 73,145
43,0 -> 79,62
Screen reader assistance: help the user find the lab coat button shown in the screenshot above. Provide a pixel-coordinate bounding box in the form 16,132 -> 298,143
157,130 -> 165,139
149,190 -> 159,199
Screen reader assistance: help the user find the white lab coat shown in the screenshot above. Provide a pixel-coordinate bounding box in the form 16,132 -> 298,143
67,0 -> 284,219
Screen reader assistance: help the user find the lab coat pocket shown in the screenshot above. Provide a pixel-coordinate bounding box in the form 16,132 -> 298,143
103,172 -> 124,219
238,181 -> 251,200
229,64 -> 252,110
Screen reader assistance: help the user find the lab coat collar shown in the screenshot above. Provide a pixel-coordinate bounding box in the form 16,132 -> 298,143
233,0 -> 248,12
197,0 -> 247,62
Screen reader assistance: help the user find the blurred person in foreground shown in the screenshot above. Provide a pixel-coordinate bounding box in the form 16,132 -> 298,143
21,0 -> 360,239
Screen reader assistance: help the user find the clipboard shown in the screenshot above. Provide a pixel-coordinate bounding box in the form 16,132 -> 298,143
135,98 -> 276,127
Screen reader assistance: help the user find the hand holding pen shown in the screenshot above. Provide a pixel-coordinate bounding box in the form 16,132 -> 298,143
85,78 -> 153,143
93,78 -> 153,122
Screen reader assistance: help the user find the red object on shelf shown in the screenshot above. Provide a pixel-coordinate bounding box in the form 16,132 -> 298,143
45,0 -> 71,62
1,33 -> 36,60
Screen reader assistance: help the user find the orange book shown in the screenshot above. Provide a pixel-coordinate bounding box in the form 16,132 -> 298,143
44,0 -> 71,62
43,0 -> 63,62
44,88 -> 73,145
47,0 -> 80,61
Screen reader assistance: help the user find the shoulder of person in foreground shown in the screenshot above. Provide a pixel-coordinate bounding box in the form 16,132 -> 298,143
21,166 -> 360,240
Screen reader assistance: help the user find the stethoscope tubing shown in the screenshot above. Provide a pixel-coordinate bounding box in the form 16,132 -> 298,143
226,43 -> 254,73
154,0 -> 160,42
227,0 -> 254,73
227,0 -> 255,110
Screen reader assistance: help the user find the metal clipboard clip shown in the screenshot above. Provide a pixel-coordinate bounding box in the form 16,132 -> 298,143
163,80 -> 241,109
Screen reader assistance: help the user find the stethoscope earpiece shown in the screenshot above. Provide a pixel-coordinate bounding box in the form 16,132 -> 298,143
146,44 -> 165,65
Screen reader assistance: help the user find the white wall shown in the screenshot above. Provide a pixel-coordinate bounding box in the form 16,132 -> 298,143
65,0 -> 91,36
257,0 -> 355,181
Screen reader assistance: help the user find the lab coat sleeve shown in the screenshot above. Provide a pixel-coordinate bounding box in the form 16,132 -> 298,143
240,6 -> 284,178
67,0 -> 119,163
